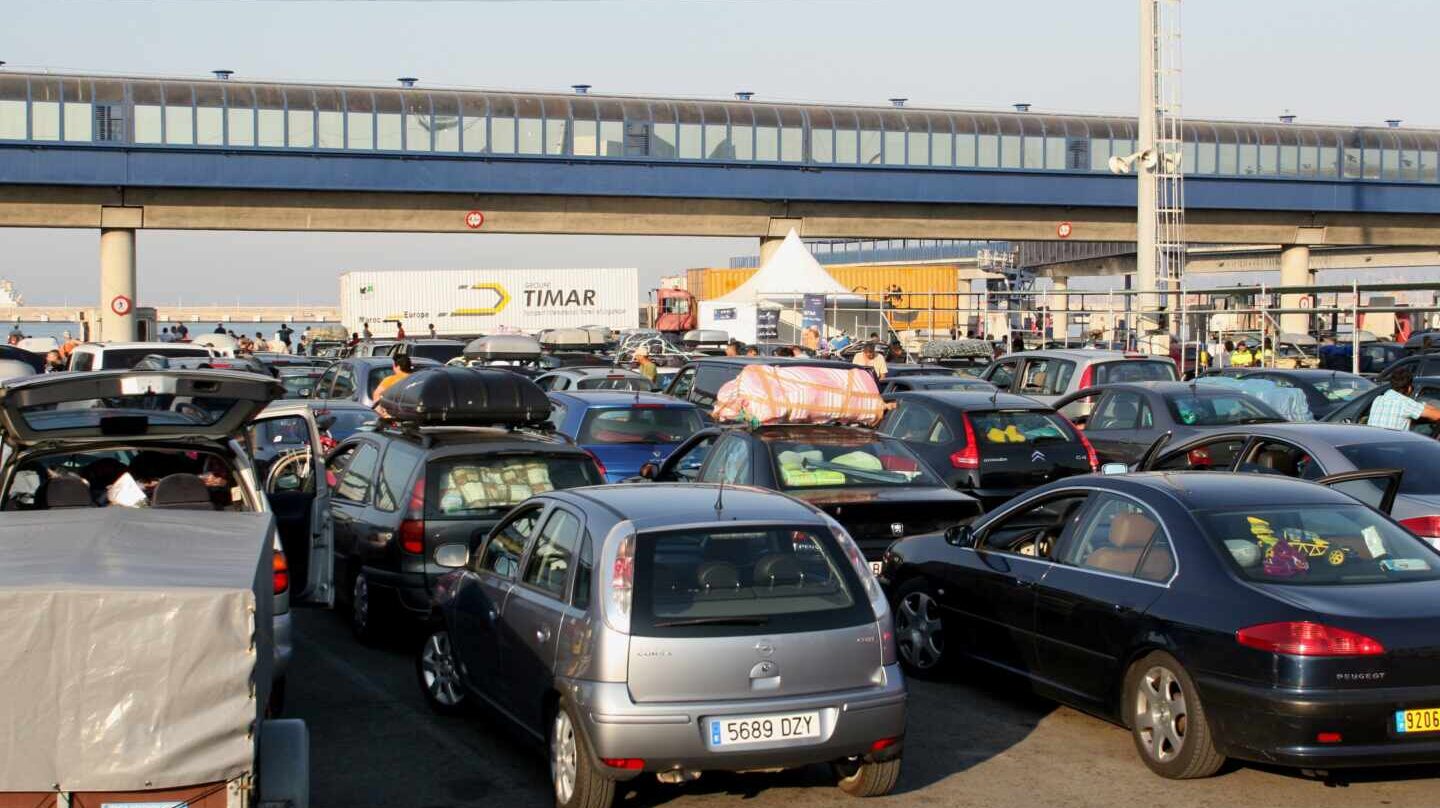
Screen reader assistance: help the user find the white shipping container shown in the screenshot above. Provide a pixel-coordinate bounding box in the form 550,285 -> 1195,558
340,268 -> 640,337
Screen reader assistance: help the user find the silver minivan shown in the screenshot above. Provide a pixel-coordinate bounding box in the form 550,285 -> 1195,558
981,349 -> 1178,405
420,483 -> 907,807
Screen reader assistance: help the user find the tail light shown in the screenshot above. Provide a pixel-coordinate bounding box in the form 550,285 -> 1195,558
1400,515 -> 1440,539
273,550 -> 290,595
949,414 -> 980,470
869,737 -> 900,753
1060,415 -> 1099,472
399,474 -> 426,554
599,521 -> 637,633
1237,622 -> 1384,656
585,450 -> 608,480
823,516 -> 893,661
601,758 -> 645,770
1077,364 -> 1095,390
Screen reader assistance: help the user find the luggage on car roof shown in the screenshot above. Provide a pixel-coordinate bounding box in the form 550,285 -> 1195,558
463,334 -> 542,361
379,366 -> 551,426
919,338 -> 992,359
539,328 -> 605,349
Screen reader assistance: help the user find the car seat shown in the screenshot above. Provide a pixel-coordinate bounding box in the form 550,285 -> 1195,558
151,474 -> 215,510
754,553 -> 804,588
1255,449 -> 1298,476
1082,511 -> 1157,575
44,477 -> 93,509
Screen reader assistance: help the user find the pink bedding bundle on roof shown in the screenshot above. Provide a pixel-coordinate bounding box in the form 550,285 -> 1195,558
712,364 -> 885,427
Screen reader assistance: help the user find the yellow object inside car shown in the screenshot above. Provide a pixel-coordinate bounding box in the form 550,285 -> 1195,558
985,426 -> 1028,443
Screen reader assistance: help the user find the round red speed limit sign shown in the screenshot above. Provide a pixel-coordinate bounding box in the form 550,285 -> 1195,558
464,210 -> 485,229
1057,221 -> 1073,239
110,295 -> 133,317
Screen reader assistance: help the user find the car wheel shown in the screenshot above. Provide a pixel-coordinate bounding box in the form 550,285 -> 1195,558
1126,652 -> 1225,779
552,702 -> 616,808
350,571 -> 385,644
833,755 -> 902,797
417,629 -> 466,715
893,579 -> 947,678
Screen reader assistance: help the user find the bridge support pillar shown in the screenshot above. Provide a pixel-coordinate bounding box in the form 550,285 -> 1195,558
99,227 -> 138,342
1279,244 -> 1312,336
758,236 -> 785,266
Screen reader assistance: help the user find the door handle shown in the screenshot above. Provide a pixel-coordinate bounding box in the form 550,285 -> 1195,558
536,626 -> 552,643
1013,578 -> 1036,589
1113,603 -> 1134,614
486,608 -> 498,622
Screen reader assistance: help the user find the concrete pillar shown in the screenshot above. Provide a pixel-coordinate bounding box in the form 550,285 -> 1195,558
1279,244 -> 1312,336
758,236 -> 784,267
99,228 -> 137,342
1050,276 -> 1070,344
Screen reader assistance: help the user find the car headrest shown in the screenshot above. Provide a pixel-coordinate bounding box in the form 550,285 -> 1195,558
754,554 -> 804,586
151,473 -> 214,510
696,561 -> 739,590
1256,449 -> 1297,476
44,477 -> 93,509
1110,512 -> 1158,549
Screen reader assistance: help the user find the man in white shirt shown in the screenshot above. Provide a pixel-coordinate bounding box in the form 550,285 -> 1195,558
1369,368 -> 1440,431
853,341 -> 889,379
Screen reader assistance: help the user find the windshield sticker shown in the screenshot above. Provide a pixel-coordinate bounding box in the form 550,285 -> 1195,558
1380,558 -> 1430,573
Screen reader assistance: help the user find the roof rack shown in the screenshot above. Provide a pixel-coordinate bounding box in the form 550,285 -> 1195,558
375,419 -> 568,448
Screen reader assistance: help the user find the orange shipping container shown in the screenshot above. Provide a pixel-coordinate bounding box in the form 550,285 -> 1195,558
689,264 -> 968,331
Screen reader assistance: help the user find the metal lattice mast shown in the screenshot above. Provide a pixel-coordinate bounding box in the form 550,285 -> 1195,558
1134,0 -> 1186,340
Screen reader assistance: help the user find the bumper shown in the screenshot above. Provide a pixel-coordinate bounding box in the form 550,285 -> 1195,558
362,565 -> 433,617
569,665 -> 907,774
273,611 -> 293,680
1200,673 -> 1440,768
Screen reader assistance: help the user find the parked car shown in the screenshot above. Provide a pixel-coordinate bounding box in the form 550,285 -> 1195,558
536,366 -> 653,392
310,355 -> 440,408
1373,351 -> 1440,383
420,483 -> 907,808
547,391 -> 703,483
1132,423 -> 1440,549
349,339 -> 398,357
392,338 -> 468,364
880,471 -> 1440,778
639,423 -> 982,568
67,341 -> 215,371
879,391 -> 1097,509
326,369 -> 604,641
878,375 -> 996,394
1203,368 -> 1374,420
1318,340 -> 1404,375
0,370 -> 316,703
662,357 -> 855,414
980,349 -> 1178,405
1323,374 -> 1440,436
1054,382 -> 1285,465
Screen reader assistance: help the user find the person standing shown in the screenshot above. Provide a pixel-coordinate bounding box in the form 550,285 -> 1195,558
1206,333 -> 1227,369
1368,368 -> 1440,431
853,341 -> 889,379
633,345 -> 658,384
395,322 -> 406,341
176,323 -> 189,341
1231,342 -> 1255,367
214,322 -> 227,335
428,323 -> 438,339
801,326 -> 821,353
362,321 -> 373,339
372,354 -> 413,404
278,323 -> 294,349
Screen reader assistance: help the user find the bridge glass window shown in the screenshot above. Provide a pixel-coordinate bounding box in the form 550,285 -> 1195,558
193,83 -> 224,146
569,97 -> 597,157
908,131 -> 929,166
61,78 -> 93,142
163,84 -> 195,146
1022,136 -> 1043,169
1298,140 -> 1317,176
1382,149 -> 1401,181
133,81 -> 163,144
932,131 -> 953,167
1068,137 -> 1090,170
728,103 -> 753,161
345,91 -> 375,150
375,91 -> 402,151
702,103 -> 729,160
403,92 -> 432,152
226,85 -> 255,147
649,101 -> 676,158
286,89 -> 315,148
675,101 -> 701,159
1089,137 -> 1111,171
1000,135 -> 1021,168
1258,143 -> 1277,175
29,78 -> 60,141
458,94 -> 486,153
955,131 -> 976,167
978,133 -> 1000,167
1217,142 -> 1237,174
543,97 -> 569,156
92,79 -> 126,143
829,109 -> 855,164
1044,136 -> 1066,169
811,124 -> 833,163
431,94 -> 461,152
1421,148 -> 1438,183
0,77 -> 26,140
1342,138 -> 1363,179
883,129 -> 905,166
778,107 -> 803,162
517,97 -> 545,154
1180,141 -> 1197,174
754,106 -> 778,161
1319,144 -> 1339,177
255,85 -> 285,147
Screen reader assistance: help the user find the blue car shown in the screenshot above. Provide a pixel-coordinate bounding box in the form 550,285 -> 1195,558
547,391 -> 705,483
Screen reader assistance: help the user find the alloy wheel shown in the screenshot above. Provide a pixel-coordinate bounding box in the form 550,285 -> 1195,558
552,709 -> 578,805
1134,665 -> 1188,763
896,591 -> 944,670
420,632 -> 463,707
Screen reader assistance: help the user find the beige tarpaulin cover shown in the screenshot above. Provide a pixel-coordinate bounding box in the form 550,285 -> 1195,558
0,508 -> 273,791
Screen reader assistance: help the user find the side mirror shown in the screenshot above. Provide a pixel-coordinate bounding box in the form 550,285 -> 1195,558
1101,463 -> 1129,475
945,523 -> 976,548
433,543 -> 470,569
638,462 -> 658,480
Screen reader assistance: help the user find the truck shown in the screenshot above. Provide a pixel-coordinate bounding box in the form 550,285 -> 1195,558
339,268 -> 640,338
653,287 -> 698,335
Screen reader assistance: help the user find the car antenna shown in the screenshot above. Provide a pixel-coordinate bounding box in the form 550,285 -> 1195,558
714,472 -> 725,515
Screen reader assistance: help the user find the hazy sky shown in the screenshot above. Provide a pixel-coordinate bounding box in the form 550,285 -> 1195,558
1,0 -> 1436,305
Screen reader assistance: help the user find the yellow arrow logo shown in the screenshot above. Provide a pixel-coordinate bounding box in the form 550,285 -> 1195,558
451,283 -> 511,316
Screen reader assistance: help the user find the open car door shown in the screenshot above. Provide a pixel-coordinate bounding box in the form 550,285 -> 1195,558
1317,468 -> 1403,515
1132,430 -> 1174,472
247,407 -> 335,606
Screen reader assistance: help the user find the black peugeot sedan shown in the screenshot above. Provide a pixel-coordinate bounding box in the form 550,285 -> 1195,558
878,391 -> 1096,509
880,472 -> 1440,778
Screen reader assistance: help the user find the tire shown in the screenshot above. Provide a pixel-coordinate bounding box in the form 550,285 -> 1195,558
350,570 -> 387,644
834,755 -> 902,797
1125,651 -> 1225,779
551,702 -> 616,808
416,629 -> 467,716
892,578 -> 948,678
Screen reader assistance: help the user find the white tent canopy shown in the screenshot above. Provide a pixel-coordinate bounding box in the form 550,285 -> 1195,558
716,229 -> 851,303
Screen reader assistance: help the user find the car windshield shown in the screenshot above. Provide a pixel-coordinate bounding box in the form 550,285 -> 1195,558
280,374 -> 320,398
968,410 -> 1077,446
1167,393 -> 1280,426
633,526 -> 869,636
1199,504 -> 1440,585
1337,442 -> 1440,495
576,375 -> 652,391
424,453 -> 601,517
768,435 -> 941,490
98,347 -> 211,370
1094,361 -> 1176,384
6,447 -> 247,511
1312,374 -> 1375,402
578,407 -> 703,444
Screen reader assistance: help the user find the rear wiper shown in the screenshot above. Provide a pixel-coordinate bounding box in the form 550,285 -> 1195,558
801,458 -> 906,483
652,616 -> 771,628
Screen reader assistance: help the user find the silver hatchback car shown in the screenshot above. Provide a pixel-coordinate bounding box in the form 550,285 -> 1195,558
419,483 -> 907,808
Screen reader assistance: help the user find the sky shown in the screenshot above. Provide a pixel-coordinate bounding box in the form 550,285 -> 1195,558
1,0 -> 1437,306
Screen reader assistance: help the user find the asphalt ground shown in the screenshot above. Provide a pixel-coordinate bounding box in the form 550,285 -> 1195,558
290,607 -> 1439,808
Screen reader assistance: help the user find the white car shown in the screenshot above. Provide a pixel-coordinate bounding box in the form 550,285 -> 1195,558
68,341 -> 215,371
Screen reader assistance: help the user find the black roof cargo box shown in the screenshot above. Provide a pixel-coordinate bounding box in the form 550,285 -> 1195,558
462,334 -> 542,362
379,367 -> 551,426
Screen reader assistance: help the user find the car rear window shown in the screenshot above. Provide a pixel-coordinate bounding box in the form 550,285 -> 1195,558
576,375 -> 652,391
632,526 -> 871,637
324,410 -> 377,441
1166,393 -> 1279,426
1094,360 -> 1176,384
425,453 -> 601,517
968,410 -> 1078,448
407,344 -> 464,363
98,347 -> 212,370
1199,504 -> 1440,585
1337,443 -> 1440,495
1312,375 -> 1374,403
768,436 -> 941,490
578,407 -> 703,444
